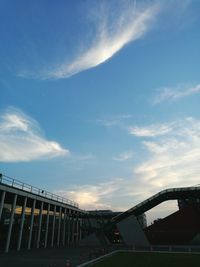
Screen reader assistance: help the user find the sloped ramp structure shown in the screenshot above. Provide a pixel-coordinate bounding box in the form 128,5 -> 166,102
111,186 -> 200,224
82,186 -> 200,247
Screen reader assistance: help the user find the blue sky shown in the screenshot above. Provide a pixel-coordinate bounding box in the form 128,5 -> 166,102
1,0 -> 200,221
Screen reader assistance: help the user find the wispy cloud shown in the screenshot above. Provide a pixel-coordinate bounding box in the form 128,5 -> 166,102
66,153 -> 96,170
0,107 -> 69,162
96,114 -> 133,127
128,123 -> 174,137
56,178 -> 124,210
153,83 -> 200,104
113,151 -> 134,161
131,117 -> 200,208
40,1 -> 160,79
134,117 -> 200,190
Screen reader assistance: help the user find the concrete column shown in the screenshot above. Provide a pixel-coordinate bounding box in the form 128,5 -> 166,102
73,212 -> 77,243
71,211 -> 75,244
62,208 -> 67,246
17,196 -> 27,251
57,206 -> 62,246
0,191 -> 6,222
79,218 -> 82,241
36,201 -> 44,248
44,203 -> 50,248
117,215 -> 150,247
5,194 -> 17,252
28,199 -> 36,250
74,212 -> 77,243
67,210 -> 71,245
51,205 -> 56,247
76,213 -> 79,243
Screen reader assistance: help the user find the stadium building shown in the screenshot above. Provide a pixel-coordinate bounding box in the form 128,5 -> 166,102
1,172 -> 200,253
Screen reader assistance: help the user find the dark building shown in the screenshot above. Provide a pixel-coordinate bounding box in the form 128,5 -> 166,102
1,172 -> 200,251
145,203 -> 200,245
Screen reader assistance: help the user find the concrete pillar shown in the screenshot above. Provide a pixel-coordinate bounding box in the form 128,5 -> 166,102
0,191 -> 6,222
51,205 -> 56,247
67,210 -> 71,245
76,212 -> 79,243
28,199 -> 36,250
62,208 -> 67,246
57,206 -> 62,246
17,196 -> 27,251
79,218 -> 82,241
44,203 -> 50,248
5,194 -> 17,252
36,201 -> 44,248
71,211 -> 75,244
117,215 -> 150,247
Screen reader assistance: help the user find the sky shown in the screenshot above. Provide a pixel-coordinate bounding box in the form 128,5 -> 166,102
1,0 -> 200,223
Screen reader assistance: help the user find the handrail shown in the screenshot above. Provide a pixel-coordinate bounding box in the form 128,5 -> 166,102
111,185 -> 200,223
127,186 -> 200,213
0,173 -> 79,208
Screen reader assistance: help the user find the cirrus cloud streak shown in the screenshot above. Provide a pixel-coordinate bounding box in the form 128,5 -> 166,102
153,83 -> 200,104
44,2 -> 160,79
128,123 -> 174,137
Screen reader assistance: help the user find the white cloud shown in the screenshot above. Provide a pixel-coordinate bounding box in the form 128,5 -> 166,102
113,151 -> 134,161
42,1 -> 160,79
153,83 -> 200,104
0,107 -> 69,162
56,178 -> 124,210
134,117 -> 200,190
128,123 -> 173,137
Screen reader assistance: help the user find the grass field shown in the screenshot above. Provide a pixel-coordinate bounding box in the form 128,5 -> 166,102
91,251 -> 200,267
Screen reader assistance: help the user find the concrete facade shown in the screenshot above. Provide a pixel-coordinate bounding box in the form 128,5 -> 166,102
117,215 -> 150,247
0,175 -> 84,252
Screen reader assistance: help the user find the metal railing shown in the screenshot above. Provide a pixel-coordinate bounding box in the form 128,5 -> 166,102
111,185 -> 200,223
0,173 -> 79,208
